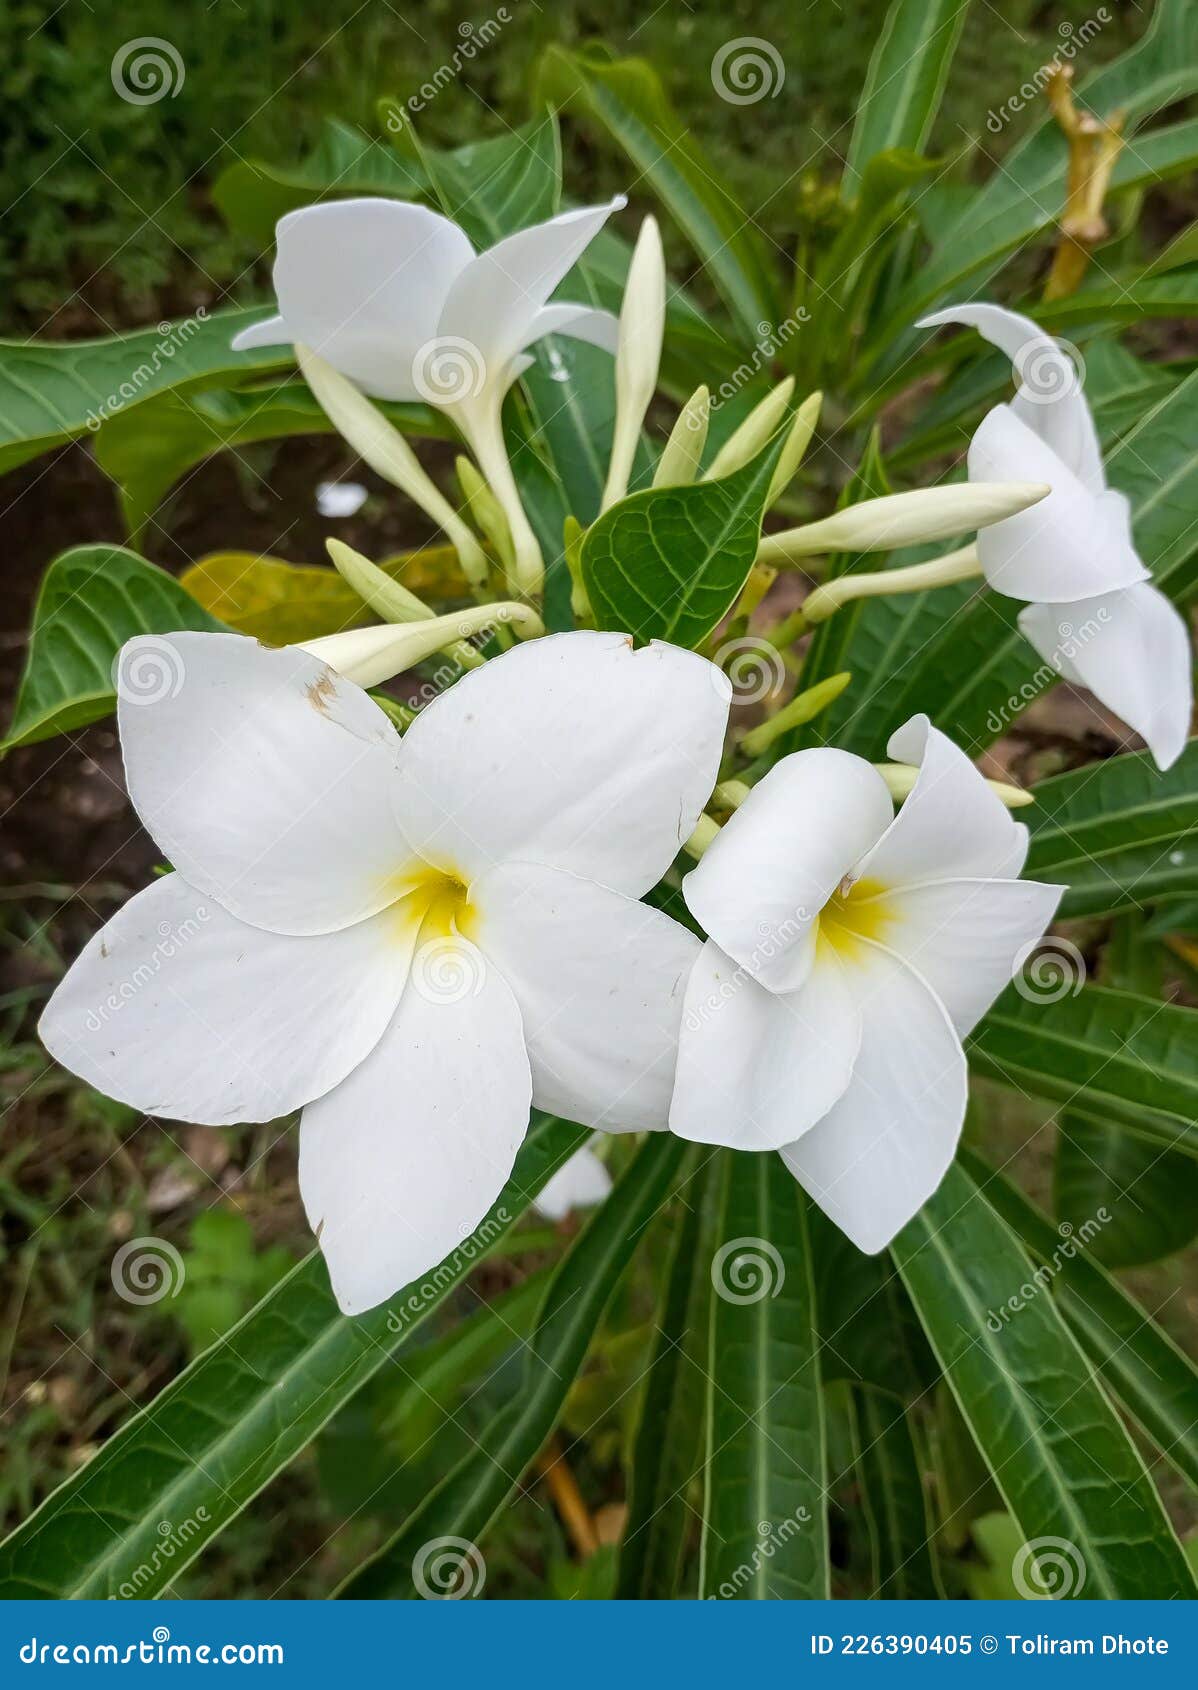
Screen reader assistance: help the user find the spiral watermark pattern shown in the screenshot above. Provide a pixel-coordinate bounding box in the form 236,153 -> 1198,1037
1012,1536 -> 1087,1599
111,1237 -> 186,1305
111,39 -> 185,104
412,1535 -> 486,1599
1013,335 -> 1085,406
411,937 -> 486,1005
711,38 -> 785,105
113,639 -> 186,707
711,1237 -> 786,1304
714,637 -> 787,706
1014,935 -> 1086,1004
412,336 -> 487,405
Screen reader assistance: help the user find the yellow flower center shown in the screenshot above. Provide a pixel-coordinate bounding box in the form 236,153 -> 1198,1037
817,874 -> 893,963
386,863 -> 478,947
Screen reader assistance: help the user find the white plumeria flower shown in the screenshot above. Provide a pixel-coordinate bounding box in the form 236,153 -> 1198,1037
920,303 -> 1192,769
532,1142 -> 613,1223
232,196 -> 624,593
40,630 -> 729,1315
669,716 -> 1063,1253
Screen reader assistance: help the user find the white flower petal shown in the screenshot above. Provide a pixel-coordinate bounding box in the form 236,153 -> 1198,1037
438,200 -> 624,373
521,302 -> 619,354
1019,583 -> 1193,771
533,1144 -> 612,1222
970,406 -> 1148,602
231,313 -> 290,351
876,876 -> 1063,1036
39,874 -> 411,1126
683,750 -> 893,994
118,633 -> 407,937
474,861 -> 698,1133
394,630 -> 729,896
271,199 -> 475,401
669,941 -> 860,1151
919,303 -> 1104,493
779,943 -> 967,1253
860,715 -> 1029,886
299,947 -> 531,1315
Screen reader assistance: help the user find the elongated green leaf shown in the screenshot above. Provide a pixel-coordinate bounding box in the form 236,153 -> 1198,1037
0,309 -> 286,476
811,1208 -> 933,1400
582,430 -> 788,649
893,1163 -> 1194,1599
338,1133 -> 685,1599
0,1115 -> 588,1599
962,1150 -> 1198,1493
385,106 -> 561,248
212,117 -> 426,246
1025,742 -> 1198,919
618,1158 -> 711,1598
971,982 -> 1198,1158
852,1389 -> 941,1598
842,0 -> 970,195
867,0 -> 1198,368
94,382 -> 446,541
3,547 -> 226,753
537,46 -> 778,341
1054,1112 -> 1198,1269
699,1153 -> 827,1600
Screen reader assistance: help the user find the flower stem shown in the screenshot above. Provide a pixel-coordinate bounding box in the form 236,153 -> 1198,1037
455,396 -> 545,600
738,670 -> 852,758
794,543 -> 982,631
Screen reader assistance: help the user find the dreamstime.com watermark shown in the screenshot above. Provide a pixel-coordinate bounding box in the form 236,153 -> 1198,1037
985,1213 -> 1110,1332
85,311 -> 208,432
111,38 -> 185,105
114,1513 -> 212,1599
111,1237 -> 186,1306
986,13 -> 1111,133
411,1535 -> 487,1598
711,38 -> 785,106
1012,1535 -> 1088,1599
387,13 -> 512,123
698,313 -> 808,420
711,1236 -> 786,1304
685,911 -> 811,1031
386,1210 -> 511,1334
83,904 -> 211,1034
984,605 -> 1113,736
19,1626 -> 282,1666
706,1507 -> 812,1597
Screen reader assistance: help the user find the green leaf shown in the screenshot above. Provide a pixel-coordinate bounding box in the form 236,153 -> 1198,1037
962,1149 -> 1198,1493
867,0 -> 1198,370
93,382 -> 446,541
337,1133 -> 685,1599
842,0 -> 971,196
211,117 -> 426,246
971,982 -> 1198,1158
699,1153 -> 828,1600
618,1158 -> 711,1598
384,107 -> 561,247
2,546 -> 226,753
893,1162 -> 1195,1599
0,309 -> 287,476
582,429 -> 788,649
811,1207 -> 933,1400
1054,1112 -> 1198,1269
851,1389 -> 941,1599
537,46 -> 778,341
0,1115 -> 588,1599
1025,741 -> 1198,920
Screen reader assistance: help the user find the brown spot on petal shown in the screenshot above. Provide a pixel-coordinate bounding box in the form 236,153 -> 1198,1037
306,674 -> 337,714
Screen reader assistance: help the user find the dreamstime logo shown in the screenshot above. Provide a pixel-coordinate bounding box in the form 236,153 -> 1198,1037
697,314 -> 807,420
412,336 -> 487,405
85,310 -> 208,431
412,1535 -> 486,1598
385,1209 -> 510,1335
388,10 -> 511,121
112,638 -> 186,706
116,1512 -> 212,1599
111,1237 -> 185,1305
715,637 -> 787,706
1014,335 -> 1085,406
1012,1536 -> 1087,1599
706,1507 -> 811,1598
711,38 -> 785,105
111,38 -> 185,105
411,937 -> 486,1004
986,11 -> 1111,134
983,605 -> 1112,736
986,1212 -> 1109,1331
1014,935 -> 1086,1003
711,1237 -> 785,1304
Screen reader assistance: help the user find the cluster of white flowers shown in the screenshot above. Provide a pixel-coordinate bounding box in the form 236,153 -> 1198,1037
39,195 -> 1190,1315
